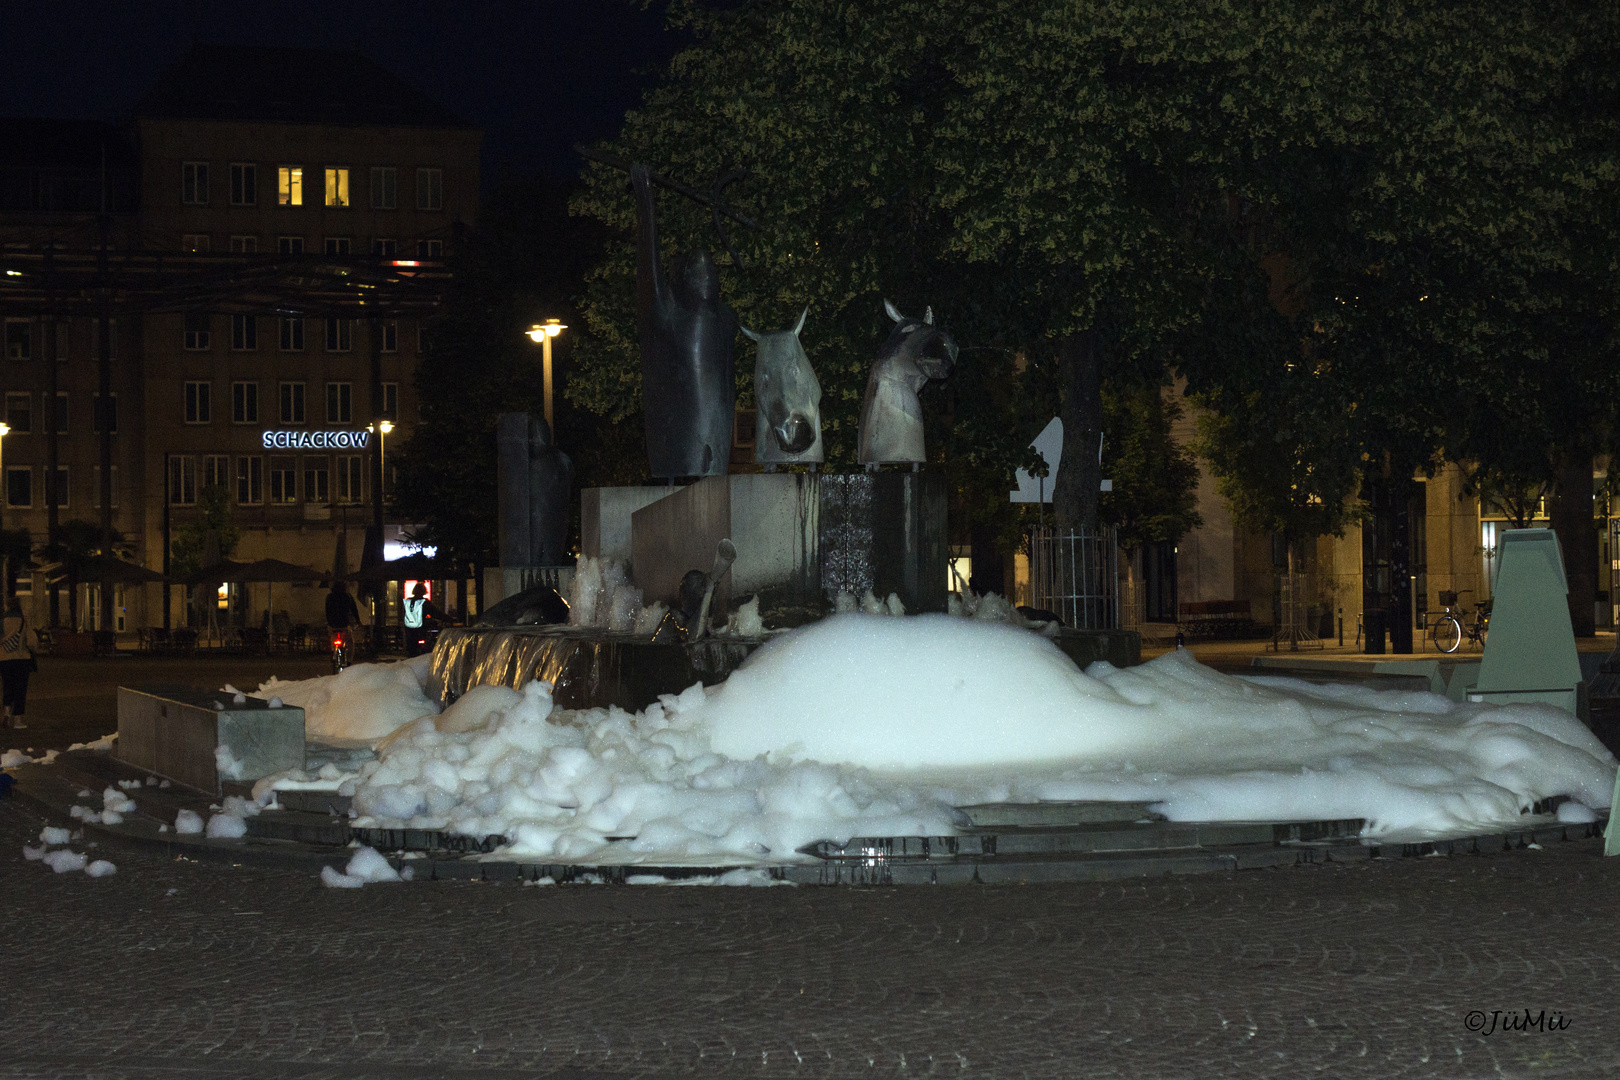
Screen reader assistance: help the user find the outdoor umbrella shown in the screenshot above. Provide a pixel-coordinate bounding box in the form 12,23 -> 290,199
348,553 -> 458,581
47,556 -> 166,586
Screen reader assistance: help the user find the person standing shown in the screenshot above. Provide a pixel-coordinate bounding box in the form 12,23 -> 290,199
0,596 -> 39,730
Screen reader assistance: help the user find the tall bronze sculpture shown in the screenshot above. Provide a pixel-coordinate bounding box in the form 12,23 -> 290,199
633,163 -> 737,480
742,306 -> 823,468
857,300 -> 958,466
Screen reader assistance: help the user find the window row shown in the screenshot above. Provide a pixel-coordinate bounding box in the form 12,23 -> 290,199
167,454 -> 367,507
180,235 -> 443,258
5,319 -> 118,362
3,392 -> 116,434
182,315 -> 405,353
182,163 -> 443,210
4,465 -> 118,510
180,381 -> 397,424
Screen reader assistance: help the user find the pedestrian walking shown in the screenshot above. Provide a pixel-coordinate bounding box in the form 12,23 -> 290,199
0,596 -> 39,729
402,582 -> 444,657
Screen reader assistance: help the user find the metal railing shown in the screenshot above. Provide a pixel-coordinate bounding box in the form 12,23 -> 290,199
1028,526 -> 1119,630
1273,571 -> 1323,651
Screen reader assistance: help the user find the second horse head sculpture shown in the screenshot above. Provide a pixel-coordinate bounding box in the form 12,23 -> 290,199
742,306 -> 823,466
857,300 -> 958,466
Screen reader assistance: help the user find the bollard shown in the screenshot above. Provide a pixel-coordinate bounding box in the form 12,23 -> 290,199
1338,607 -> 1344,647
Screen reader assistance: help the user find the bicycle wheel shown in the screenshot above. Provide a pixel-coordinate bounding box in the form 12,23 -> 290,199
1434,616 -> 1463,654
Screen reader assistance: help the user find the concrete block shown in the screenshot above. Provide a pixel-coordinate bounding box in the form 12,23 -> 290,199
117,685 -> 305,795
582,485 -> 681,565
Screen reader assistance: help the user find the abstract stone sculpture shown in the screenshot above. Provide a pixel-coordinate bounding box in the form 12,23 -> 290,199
857,300 -> 958,466
742,307 -> 823,467
633,163 -> 737,480
497,412 -> 572,568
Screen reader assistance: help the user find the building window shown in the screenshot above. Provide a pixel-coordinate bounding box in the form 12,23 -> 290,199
371,166 -> 397,209
4,393 -> 30,434
279,317 -> 304,351
232,382 -> 258,423
6,467 -> 31,509
373,238 -> 396,258
336,455 -> 364,503
416,238 -> 442,258
50,392 -> 67,434
278,166 -> 303,206
202,455 -> 228,490
93,465 -> 119,509
230,163 -> 256,206
304,460 -> 329,504
326,382 -> 352,424
231,314 -> 257,351
324,167 -> 350,207
5,320 -> 31,360
417,324 -> 429,353
381,381 -> 398,419
279,382 -> 305,424
184,381 -> 211,424
325,318 -> 352,352
183,313 -> 211,350
45,465 -> 67,509
416,168 -> 442,210
169,456 -> 197,506
183,234 -> 211,253
236,456 -> 263,505
230,235 -> 258,253
380,320 -> 397,352
269,457 -> 297,504
93,393 -> 116,434
277,236 -> 304,255
182,161 -> 209,205
324,237 -> 351,256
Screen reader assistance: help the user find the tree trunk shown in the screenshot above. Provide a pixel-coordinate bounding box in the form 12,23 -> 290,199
1052,330 -> 1103,530
1550,453 -> 1596,637
967,522 -> 1006,598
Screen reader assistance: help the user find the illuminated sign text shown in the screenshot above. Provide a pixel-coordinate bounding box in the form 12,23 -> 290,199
261,430 -> 372,450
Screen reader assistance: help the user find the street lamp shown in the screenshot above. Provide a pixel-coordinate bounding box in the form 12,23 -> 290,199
525,318 -> 567,428
370,419 -> 395,500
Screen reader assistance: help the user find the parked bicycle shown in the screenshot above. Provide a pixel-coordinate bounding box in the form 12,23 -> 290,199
1428,590 -> 1489,653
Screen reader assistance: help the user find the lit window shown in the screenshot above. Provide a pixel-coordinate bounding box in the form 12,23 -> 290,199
231,314 -> 257,351
277,236 -> 304,255
278,166 -> 303,206
269,458 -> 297,504
232,382 -> 258,423
183,234 -> 211,253
279,382 -> 305,424
371,167 -> 397,209
325,318 -> 352,352
230,235 -> 258,253
236,456 -> 263,505
304,461 -> 329,504
416,168 -> 442,210
4,393 -> 31,434
168,457 -> 197,506
325,168 -> 350,207
326,382 -> 352,424
182,162 -> 209,205
183,313 -> 211,350
184,381 -> 211,424
230,163 -> 256,206
324,237 -> 351,256
279,317 -> 305,351
6,320 -> 33,360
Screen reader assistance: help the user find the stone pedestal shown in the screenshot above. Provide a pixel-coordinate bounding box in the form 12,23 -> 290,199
116,686 -> 305,795
581,486 -> 682,564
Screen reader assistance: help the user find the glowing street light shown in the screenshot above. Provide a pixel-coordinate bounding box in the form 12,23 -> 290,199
525,318 -> 567,428
369,419 -> 395,500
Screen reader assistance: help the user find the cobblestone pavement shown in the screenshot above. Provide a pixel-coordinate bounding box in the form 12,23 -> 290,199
3,798 -> 1618,1079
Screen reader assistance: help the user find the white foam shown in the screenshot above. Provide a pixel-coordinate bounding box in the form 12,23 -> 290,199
173,809 -> 204,835
251,655 -> 438,746
39,826 -> 70,846
205,814 -> 248,839
42,850 -> 87,873
85,860 -> 116,878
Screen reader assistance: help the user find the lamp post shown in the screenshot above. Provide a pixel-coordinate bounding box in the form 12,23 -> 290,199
525,319 -> 567,428
374,419 -> 395,500
0,421 -> 11,599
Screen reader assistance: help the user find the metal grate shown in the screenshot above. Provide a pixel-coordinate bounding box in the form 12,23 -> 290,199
1028,526 -> 1119,630
1273,571 -> 1322,651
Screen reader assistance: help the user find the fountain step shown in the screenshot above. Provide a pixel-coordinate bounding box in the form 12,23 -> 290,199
274,789 -> 351,816
954,800 -> 1165,828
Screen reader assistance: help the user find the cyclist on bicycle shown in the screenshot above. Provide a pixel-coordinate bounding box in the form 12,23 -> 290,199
326,580 -> 363,656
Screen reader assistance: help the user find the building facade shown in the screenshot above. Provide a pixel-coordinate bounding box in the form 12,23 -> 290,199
0,46 -> 480,634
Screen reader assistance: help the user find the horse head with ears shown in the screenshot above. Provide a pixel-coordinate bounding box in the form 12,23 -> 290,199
857,300 -> 958,465
741,306 -> 824,464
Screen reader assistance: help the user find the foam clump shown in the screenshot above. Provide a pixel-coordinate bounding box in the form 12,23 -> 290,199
251,654 -> 438,746
320,845 -> 405,888
39,826 -> 70,846
85,860 -> 116,877
173,809 -> 204,835
42,850 -> 87,874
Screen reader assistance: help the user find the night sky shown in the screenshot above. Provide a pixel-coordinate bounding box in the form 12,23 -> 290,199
0,0 -> 682,181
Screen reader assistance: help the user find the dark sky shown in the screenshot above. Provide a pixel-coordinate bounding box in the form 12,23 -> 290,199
0,0 -> 682,180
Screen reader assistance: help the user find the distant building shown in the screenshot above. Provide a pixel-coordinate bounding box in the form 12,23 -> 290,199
0,45 -> 481,635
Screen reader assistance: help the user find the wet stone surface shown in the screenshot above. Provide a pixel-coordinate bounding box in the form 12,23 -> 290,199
3,795 -> 1618,1078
